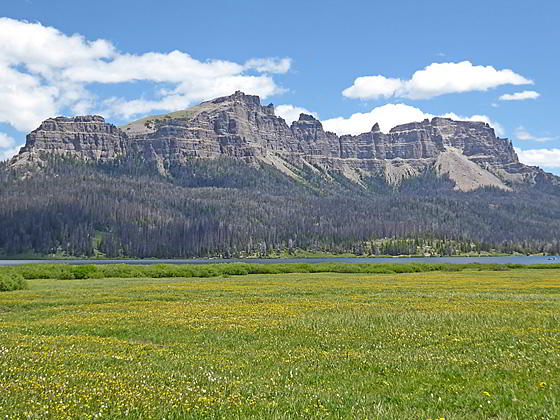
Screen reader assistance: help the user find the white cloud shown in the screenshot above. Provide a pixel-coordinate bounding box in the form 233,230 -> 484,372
275,105 -> 319,125
0,17 -> 115,72
61,51 -> 244,84
343,61 -> 533,100
342,76 -> 403,100
515,126 -> 556,143
322,103 -> 504,137
244,58 -> 292,74
0,133 -> 16,148
323,104 -> 429,135
0,18 -> 291,131
515,147 -> 560,168
0,65 -> 60,132
499,90 -> 540,101
0,132 -> 22,161
0,132 -> 21,161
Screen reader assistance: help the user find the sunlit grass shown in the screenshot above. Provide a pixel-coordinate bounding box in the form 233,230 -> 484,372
0,269 -> 558,419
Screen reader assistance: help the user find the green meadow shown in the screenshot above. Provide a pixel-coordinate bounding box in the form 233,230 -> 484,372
0,264 -> 558,419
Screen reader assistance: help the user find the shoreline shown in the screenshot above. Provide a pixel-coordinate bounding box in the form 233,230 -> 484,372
0,253 -> 556,262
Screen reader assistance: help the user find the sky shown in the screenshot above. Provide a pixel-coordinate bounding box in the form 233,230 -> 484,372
1,0 -> 559,173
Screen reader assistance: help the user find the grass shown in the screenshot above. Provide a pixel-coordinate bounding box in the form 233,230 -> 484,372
0,266 -> 559,419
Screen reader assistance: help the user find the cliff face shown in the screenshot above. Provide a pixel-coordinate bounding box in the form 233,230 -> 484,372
14,115 -> 128,166
10,91 -> 545,191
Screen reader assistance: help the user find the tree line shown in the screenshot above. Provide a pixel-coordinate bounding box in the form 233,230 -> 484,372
1,156 -> 560,258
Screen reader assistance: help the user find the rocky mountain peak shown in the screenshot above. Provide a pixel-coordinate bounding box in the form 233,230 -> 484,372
34,115 -> 107,131
297,113 -> 318,122
290,114 -> 326,143
389,119 -> 429,133
211,90 -> 261,107
292,113 -> 323,130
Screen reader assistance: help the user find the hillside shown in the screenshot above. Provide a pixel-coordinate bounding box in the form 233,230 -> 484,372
2,91 -> 560,258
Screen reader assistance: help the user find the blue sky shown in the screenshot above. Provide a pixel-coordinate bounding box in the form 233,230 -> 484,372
1,0 -> 559,173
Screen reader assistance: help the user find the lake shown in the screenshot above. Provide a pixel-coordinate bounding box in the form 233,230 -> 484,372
0,256 -> 558,266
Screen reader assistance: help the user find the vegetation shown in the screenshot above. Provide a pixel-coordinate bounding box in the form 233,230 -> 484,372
0,271 -> 26,291
2,261 -> 560,282
0,267 -> 558,418
2,156 -> 560,258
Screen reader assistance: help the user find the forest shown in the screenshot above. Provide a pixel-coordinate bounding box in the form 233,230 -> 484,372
1,155 -> 560,258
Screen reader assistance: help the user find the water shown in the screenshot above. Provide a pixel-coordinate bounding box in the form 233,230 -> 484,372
0,256 -> 558,266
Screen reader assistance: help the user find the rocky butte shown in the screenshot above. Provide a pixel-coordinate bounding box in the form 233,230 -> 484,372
9,90 -> 553,192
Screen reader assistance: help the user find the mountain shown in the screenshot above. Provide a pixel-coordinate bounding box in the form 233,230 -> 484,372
2,91 -> 560,258
10,91 -> 552,192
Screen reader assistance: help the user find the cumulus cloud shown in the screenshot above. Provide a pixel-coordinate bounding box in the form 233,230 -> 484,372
322,103 -> 504,137
0,133 -> 16,149
244,58 -> 292,74
0,17 -> 115,72
342,76 -> 403,100
0,65 -> 60,132
274,105 -> 319,125
515,147 -> 560,168
499,90 -> 540,101
342,61 -> 533,100
0,18 -> 291,131
323,104 -> 428,135
61,51 -> 244,84
515,126 -> 556,143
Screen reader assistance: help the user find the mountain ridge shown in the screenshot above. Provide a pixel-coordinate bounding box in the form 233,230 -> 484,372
9,90 -> 553,192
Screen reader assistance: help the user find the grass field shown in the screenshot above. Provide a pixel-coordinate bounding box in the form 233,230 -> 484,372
0,267 -> 559,419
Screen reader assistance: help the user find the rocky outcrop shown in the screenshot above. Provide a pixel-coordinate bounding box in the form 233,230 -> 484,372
12,115 -> 128,168
9,91 -> 546,191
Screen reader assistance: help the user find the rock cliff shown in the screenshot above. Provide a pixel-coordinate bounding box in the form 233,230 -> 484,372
10,91 -> 545,191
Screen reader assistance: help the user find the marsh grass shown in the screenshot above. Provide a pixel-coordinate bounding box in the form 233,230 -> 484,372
0,268 -> 558,419
2,261 -> 558,282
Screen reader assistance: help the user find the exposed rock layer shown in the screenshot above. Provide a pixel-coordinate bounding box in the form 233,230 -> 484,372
11,91 -> 545,191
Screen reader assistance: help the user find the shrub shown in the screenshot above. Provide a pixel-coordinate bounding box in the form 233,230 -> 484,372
219,263 -> 250,276
70,265 -> 98,279
0,272 -> 28,291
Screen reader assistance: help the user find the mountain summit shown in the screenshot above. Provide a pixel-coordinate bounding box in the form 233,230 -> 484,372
9,91 -> 551,192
